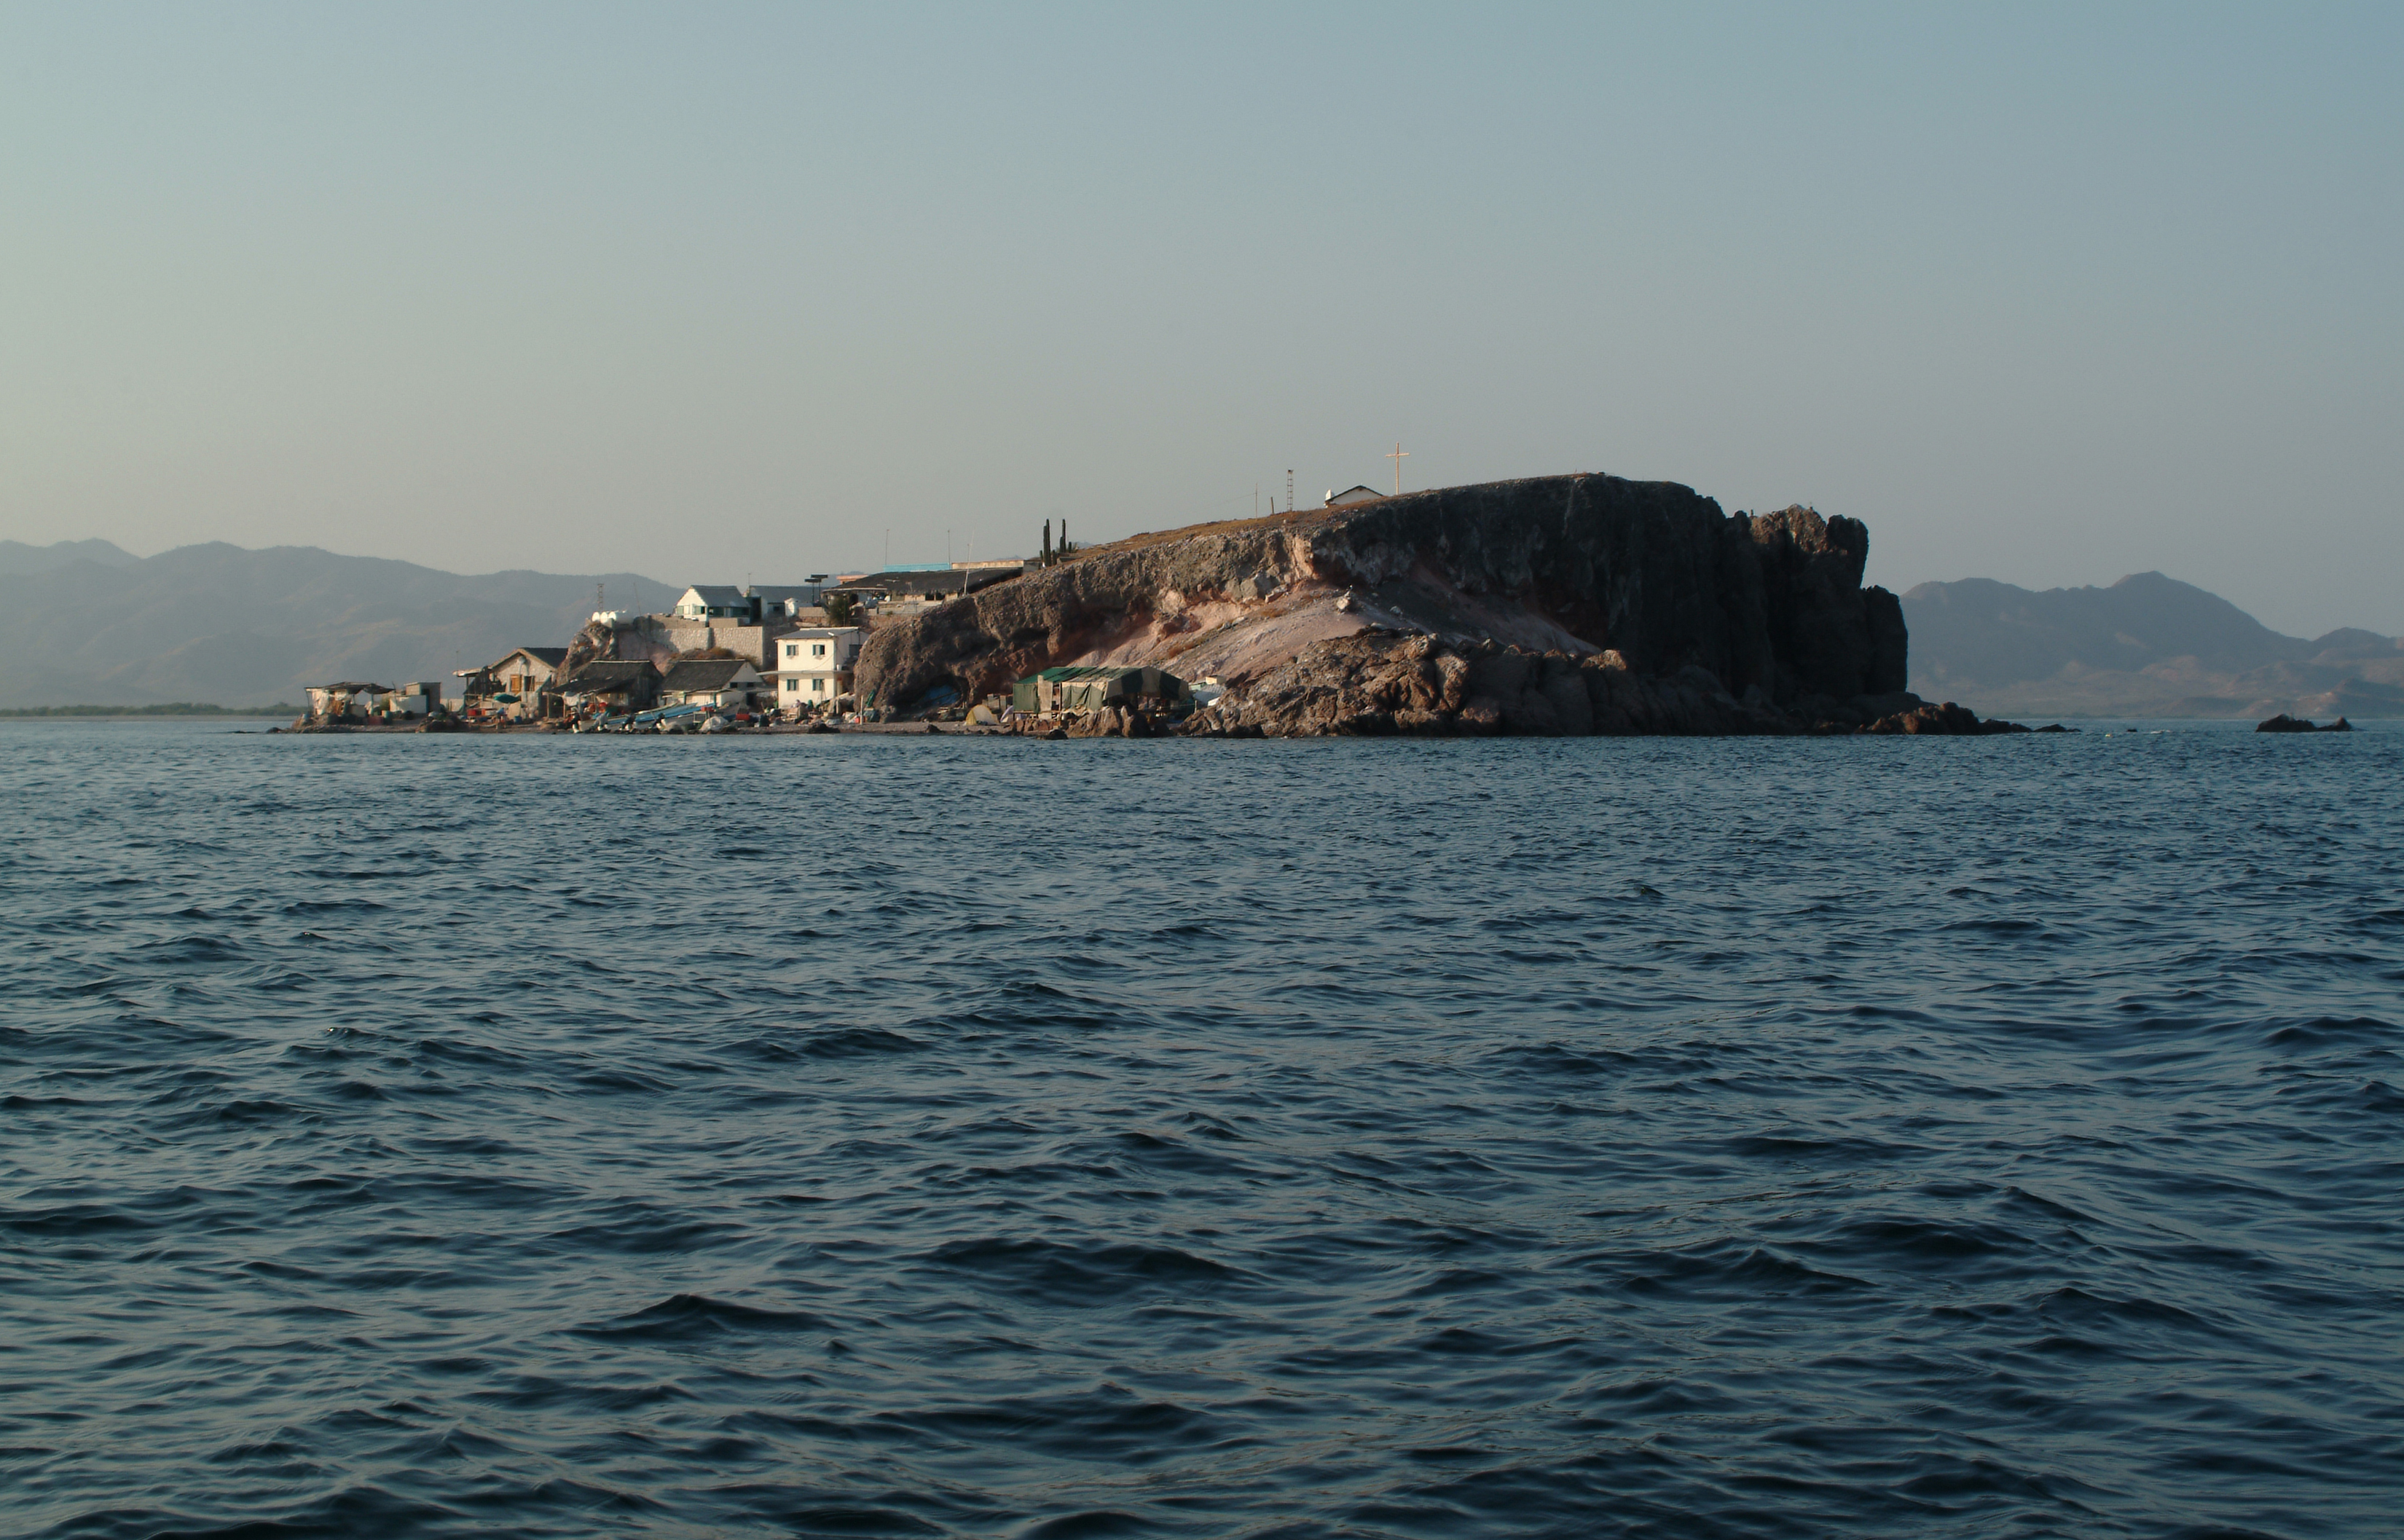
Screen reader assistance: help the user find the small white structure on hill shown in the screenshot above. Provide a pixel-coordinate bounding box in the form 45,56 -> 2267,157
1325,485 -> 1384,508
748,581 -> 830,619
672,585 -> 752,621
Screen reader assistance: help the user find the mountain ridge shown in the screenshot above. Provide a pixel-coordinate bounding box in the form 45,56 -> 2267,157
1904,572 -> 2403,718
0,539 -> 669,708
0,537 -> 142,575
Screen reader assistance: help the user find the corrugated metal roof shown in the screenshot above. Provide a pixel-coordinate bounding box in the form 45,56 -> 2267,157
559,661 -> 652,689
659,659 -> 755,692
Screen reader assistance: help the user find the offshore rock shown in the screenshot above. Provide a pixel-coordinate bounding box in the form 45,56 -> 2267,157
1861,701 -> 2032,736
2257,714 -> 2353,733
855,473 -> 1991,736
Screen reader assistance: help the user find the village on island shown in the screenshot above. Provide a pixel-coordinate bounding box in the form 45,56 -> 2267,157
290,468 -> 2266,742
293,511 -> 1261,737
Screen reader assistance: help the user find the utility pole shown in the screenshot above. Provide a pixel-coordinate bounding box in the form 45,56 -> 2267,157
1287,468 -> 1294,514
1388,441 -> 1408,495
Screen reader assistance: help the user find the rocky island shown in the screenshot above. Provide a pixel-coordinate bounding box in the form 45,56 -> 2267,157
856,474 -> 2030,736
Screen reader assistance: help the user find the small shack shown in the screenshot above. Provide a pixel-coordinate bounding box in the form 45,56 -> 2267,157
659,658 -> 767,711
557,659 -> 661,714
1012,665 -> 1190,715
305,682 -> 390,719
375,682 -> 444,716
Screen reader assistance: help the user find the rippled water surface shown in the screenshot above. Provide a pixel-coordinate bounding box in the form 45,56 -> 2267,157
4,720 -> 2400,1539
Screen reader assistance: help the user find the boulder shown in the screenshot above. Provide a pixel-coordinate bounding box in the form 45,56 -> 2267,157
1215,632 -> 2012,739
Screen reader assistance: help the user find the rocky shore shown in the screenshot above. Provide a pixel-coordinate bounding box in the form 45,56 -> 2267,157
856,473 -> 2032,736
1174,632 -> 2036,737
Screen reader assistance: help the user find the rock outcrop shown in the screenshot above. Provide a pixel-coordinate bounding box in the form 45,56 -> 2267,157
1165,631 -> 2026,738
2256,714 -> 2354,733
855,473 -> 2003,736
557,614 -> 702,682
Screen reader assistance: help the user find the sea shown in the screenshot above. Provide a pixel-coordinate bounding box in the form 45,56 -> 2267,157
3,720 -> 2398,1539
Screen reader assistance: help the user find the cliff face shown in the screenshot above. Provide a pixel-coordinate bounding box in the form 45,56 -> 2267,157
854,474 -> 1909,721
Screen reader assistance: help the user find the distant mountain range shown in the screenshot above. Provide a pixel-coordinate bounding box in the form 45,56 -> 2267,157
1904,572 -> 2403,719
0,539 -> 668,709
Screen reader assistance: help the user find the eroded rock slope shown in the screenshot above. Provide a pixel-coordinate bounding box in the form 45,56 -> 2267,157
856,473 -> 1933,732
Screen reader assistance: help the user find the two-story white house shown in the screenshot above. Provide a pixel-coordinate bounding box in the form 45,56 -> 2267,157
769,626 -> 863,710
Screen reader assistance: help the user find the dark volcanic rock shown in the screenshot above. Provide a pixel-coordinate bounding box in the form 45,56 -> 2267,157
2257,714 -> 2353,733
855,473 -> 2011,737
1861,701 -> 2032,736
1190,632 -> 1969,740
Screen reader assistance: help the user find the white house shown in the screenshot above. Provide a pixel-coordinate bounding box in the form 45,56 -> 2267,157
1324,485 -> 1384,508
672,584 -> 753,621
769,626 -> 863,710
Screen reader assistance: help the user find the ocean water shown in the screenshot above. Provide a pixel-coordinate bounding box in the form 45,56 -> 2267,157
3,720 -> 2399,1539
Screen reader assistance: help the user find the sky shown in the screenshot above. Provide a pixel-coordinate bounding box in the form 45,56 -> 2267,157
3,2 -> 2398,635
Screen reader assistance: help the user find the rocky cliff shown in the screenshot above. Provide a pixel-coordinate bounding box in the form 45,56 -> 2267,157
855,474 -> 1938,734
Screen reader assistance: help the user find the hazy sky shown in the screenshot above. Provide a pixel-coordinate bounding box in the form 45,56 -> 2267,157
4,3 -> 2397,633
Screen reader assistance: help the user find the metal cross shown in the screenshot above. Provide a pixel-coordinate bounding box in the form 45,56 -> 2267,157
1388,441 -> 1409,495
